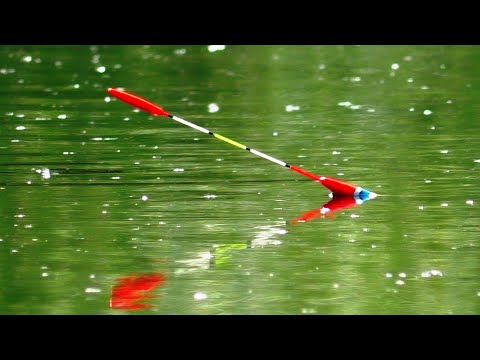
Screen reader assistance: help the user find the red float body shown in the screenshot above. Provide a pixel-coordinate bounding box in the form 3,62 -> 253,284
108,87 -> 169,117
289,165 -> 358,196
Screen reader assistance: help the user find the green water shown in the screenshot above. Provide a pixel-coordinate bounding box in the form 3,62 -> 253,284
1,45 -> 479,314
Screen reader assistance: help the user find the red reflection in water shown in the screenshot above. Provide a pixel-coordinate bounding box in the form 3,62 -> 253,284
110,273 -> 166,310
292,196 -> 361,224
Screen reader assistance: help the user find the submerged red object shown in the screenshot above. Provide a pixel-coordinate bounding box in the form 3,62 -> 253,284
110,273 -> 165,310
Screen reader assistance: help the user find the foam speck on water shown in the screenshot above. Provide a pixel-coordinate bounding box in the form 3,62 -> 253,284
41,168 -> 51,179
85,288 -> 101,293
208,45 -> 225,52
421,270 -> 443,278
208,103 -> 219,113
285,105 -> 300,112
193,292 -> 207,300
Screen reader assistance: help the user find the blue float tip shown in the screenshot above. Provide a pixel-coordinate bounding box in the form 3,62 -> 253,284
357,188 -> 378,201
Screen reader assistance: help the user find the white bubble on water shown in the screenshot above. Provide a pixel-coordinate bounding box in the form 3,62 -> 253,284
174,48 -> 187,55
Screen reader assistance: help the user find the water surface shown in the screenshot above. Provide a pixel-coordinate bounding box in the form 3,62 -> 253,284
1,45 -> 479,314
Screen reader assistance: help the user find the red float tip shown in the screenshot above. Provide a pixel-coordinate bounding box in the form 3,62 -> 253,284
107,87 -> 169,117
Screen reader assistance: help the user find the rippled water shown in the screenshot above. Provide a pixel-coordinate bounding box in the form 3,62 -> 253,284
1,45 -> 479,314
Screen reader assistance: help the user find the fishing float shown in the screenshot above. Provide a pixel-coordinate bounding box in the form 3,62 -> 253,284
107,87 -> 377,199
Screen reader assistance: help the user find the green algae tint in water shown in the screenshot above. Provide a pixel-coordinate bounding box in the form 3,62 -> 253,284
0,45 -> 479,314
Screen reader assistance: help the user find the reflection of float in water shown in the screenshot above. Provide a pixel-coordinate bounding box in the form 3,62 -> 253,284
110,273 -> 166,310
174,221 -> 288,273
292,192 -> 377,224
